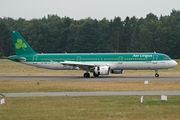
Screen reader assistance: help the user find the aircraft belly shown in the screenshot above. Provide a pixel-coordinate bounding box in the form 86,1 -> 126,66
117,62 -> 166,70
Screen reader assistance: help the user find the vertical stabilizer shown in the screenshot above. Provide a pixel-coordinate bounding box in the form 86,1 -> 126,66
10,31 -> 36,55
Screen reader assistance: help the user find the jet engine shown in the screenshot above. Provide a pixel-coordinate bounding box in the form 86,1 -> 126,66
18,57 -> 26,62
110,70 -> 124,74
94,66 -> 110,75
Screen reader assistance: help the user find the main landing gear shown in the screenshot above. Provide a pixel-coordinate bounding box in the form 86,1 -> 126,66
83,72 -> 99,78
155,69 -> 159,77
93,72 -> 99,77
83,72 -> 90,78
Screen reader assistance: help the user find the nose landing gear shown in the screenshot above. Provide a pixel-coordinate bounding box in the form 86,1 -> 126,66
155,69 -> 159,77
155,73 -> 159,77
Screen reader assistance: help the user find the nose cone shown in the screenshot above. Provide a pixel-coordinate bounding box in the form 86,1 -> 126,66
172,60 -> 178,67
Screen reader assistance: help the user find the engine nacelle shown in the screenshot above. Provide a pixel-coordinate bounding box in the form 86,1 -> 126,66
94,66 -> 110,75
19,57 -> 26,62
110,70 -> 124,74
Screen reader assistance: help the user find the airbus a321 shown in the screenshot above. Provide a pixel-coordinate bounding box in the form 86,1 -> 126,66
8,31 -> 178,77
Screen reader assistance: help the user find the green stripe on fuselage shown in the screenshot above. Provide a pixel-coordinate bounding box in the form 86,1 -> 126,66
8,53 -> 171,63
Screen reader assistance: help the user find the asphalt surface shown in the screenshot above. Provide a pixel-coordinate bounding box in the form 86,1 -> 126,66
0,75 -> 180,81
0,75 -> 180,97
1,91 -> 180,97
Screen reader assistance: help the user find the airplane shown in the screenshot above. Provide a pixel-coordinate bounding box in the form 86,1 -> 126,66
8,30 -> 178,78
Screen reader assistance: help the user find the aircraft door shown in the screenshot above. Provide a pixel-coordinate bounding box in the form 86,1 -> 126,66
118,56 -> 123,64
153,54 -> 158,64
76,56 -> 81,61
33,55 -> 38,64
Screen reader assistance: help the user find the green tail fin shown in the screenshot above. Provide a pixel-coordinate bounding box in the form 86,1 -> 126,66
10,31 -> 36,55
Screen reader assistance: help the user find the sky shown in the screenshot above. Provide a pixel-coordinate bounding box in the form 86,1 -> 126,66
0,0 -> 180,20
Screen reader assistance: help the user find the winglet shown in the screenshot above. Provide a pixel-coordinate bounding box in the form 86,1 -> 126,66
10,31 -> 37,55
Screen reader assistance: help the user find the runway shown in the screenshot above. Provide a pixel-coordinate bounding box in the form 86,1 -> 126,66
1,75 -> 180,97
0,75 -> 180,81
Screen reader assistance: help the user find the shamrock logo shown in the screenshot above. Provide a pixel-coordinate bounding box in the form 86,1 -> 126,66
15,39 -> 27,50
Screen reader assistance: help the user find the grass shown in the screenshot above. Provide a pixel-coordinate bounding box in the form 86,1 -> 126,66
1,59 -> 180,93
1,80 -> 180,92
0,59 -> 180,120
0,96 -> 180,120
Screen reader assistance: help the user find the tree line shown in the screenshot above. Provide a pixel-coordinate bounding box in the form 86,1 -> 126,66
0,10 -> 180,58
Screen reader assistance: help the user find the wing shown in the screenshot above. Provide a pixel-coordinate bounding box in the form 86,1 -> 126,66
60,61 -> 96,71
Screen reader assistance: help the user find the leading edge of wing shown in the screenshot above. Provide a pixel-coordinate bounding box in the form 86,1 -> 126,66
60,61 -> 96,67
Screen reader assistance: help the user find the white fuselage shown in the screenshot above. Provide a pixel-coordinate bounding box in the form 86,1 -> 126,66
23,60 -> 177,70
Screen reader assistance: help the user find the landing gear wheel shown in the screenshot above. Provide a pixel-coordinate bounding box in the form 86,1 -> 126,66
154,69 -> 159,77
155,73 -> 159,77
93,72 -> 99,77
84,73 -> 90,78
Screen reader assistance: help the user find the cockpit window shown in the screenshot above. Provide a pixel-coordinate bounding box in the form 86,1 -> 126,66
163,56 -> 171,60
